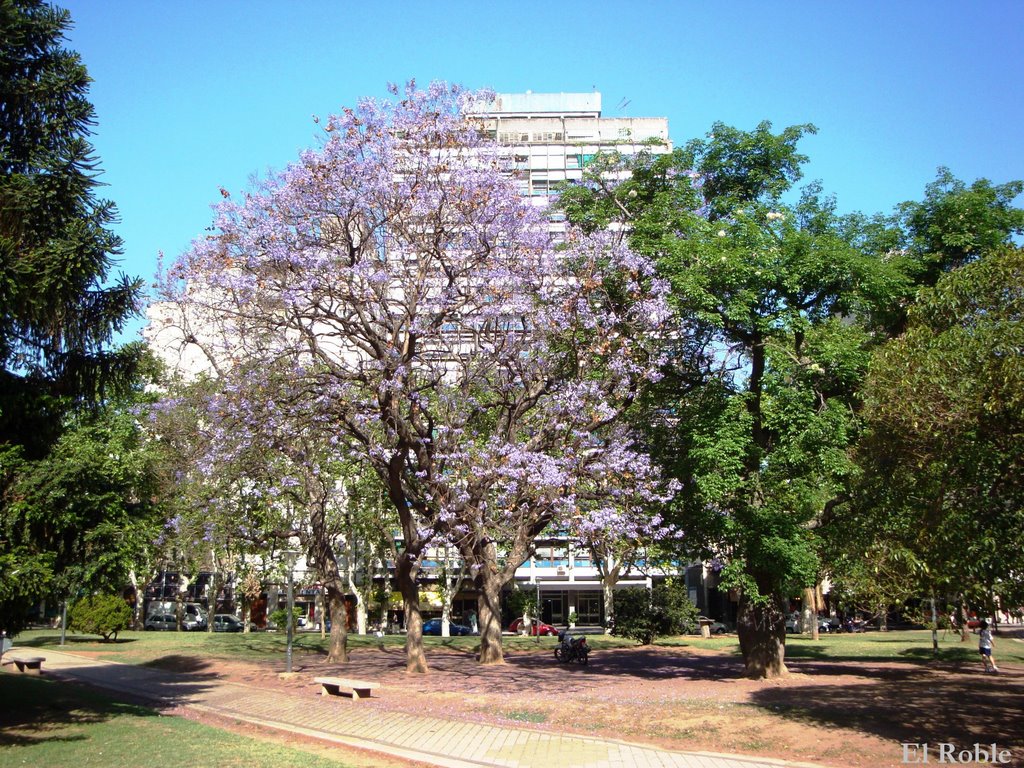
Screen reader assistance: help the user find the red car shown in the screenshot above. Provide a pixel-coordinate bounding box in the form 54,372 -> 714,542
508,618 -> 560,636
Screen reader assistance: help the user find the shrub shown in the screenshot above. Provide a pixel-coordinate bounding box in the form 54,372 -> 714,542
613,579 -> 699,644
69,594 -> 132,642
269,606 -> 303,631
505,588 -> 537,623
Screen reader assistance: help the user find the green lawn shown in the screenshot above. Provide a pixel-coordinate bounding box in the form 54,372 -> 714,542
12,627 -> 638,666
659,628 -> 1024,664
13,625 -> 1023,668
0,673 -> 366,768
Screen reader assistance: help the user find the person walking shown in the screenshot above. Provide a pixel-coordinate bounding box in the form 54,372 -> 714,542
979,620 -> 1000,673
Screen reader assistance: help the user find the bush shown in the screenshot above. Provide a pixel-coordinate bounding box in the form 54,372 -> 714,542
504,588 -> 537,624
613,579 -> 699,644
69,594 -> 132,642
269,606 -> 303,631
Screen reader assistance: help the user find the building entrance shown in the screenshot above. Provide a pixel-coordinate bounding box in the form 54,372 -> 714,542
577,593 -> 602,626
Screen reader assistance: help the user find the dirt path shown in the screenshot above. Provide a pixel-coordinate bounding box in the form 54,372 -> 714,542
87,643 -> 1024,768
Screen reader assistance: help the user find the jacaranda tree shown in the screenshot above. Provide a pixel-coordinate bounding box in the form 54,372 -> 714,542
153,81 -> 673,671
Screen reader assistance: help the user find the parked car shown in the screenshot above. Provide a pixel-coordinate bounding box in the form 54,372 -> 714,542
212,614 -> 244,633
966,616 -> 990,630
508,618 -> 560,636
422,618 -> 473,636
688,618 -> 729,634
696,616 -> 727,635
786,615 -> 835,633
144,613 -> 203,631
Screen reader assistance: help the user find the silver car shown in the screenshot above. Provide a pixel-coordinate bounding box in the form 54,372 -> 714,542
144,612 -> 202,631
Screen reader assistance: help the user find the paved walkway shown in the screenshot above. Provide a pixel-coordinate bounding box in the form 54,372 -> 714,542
20,648 -> 825,768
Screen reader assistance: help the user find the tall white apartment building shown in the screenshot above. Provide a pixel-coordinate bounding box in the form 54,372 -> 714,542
470,90 -> 670,221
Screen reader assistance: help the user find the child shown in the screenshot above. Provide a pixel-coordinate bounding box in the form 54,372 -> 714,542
979,620 -> 999,673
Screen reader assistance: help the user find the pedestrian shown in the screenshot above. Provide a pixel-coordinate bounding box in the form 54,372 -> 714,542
978,620 -> 999,673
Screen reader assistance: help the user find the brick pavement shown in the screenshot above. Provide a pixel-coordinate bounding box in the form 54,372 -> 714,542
24,647 -> 825,768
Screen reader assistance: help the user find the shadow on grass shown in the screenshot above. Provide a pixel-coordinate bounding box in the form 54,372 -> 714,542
17,634 -> 138,647
141,654 -> 215,674
0,674 -> 156,747
749,666 -> 1024,752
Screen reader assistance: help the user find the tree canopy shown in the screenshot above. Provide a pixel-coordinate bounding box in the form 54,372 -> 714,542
835,246 -> 1024,619
1,0 -> 145,636
154,81 -> 674,671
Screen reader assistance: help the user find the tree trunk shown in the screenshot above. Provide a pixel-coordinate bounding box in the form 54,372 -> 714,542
736,594 -> 788,679
206,563 -> 223,634
345,557 -> 367,635
316,588 -> 326,638
477,565 -> 505,665
798,585 -> 815,638
325,585 -> 349,663
128,570 -> 143,630
441,598 -> 452,637
175,574 -> 191,631
396,555 -> 428,673
601,557 -> 620,634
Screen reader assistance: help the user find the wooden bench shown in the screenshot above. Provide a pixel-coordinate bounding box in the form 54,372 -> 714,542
313,676 -> 379,700
1,655 -> 45,675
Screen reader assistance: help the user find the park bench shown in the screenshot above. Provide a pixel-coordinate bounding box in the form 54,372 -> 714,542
313,676 -> 379,700
1,655 -> 45,675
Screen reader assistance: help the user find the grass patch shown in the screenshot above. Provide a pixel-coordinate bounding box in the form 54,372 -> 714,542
0,674 -> 362,767
504,709 -> 548,723
14,627 -> 1021,671
13,628 -> 638,666
656,629 -> 1024,665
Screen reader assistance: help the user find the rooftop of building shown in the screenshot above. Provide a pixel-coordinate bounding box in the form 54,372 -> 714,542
470,91 -> 602,118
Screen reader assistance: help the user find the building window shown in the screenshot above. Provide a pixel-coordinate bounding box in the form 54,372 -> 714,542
565,154 -> 581,169
534,546 -> 568,566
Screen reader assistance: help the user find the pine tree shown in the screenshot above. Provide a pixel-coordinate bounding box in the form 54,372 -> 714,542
0,0 -> 142,456
1,0 -> 145,637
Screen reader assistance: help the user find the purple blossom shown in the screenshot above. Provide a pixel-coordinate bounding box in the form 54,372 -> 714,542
151,79 -> 679,596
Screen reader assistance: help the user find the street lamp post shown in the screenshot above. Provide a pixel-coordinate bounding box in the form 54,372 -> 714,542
283,550 -> 300,674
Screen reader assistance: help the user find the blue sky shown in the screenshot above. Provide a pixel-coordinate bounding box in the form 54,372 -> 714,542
58,1 -> 1024,340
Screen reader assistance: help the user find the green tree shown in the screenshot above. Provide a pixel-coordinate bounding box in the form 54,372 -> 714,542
848,246 -> 1024,627
69,592 -> 132,641
563,122 -> 910,678
897,169 -> 1024,289
2,399 -> 165,634
0,0 -> 143,636
612,580 -> 697,644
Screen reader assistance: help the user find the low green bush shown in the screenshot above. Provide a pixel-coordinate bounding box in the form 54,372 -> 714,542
69,594 -> 132,642
269,606 -> 303,631
613,579 -> 698,644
